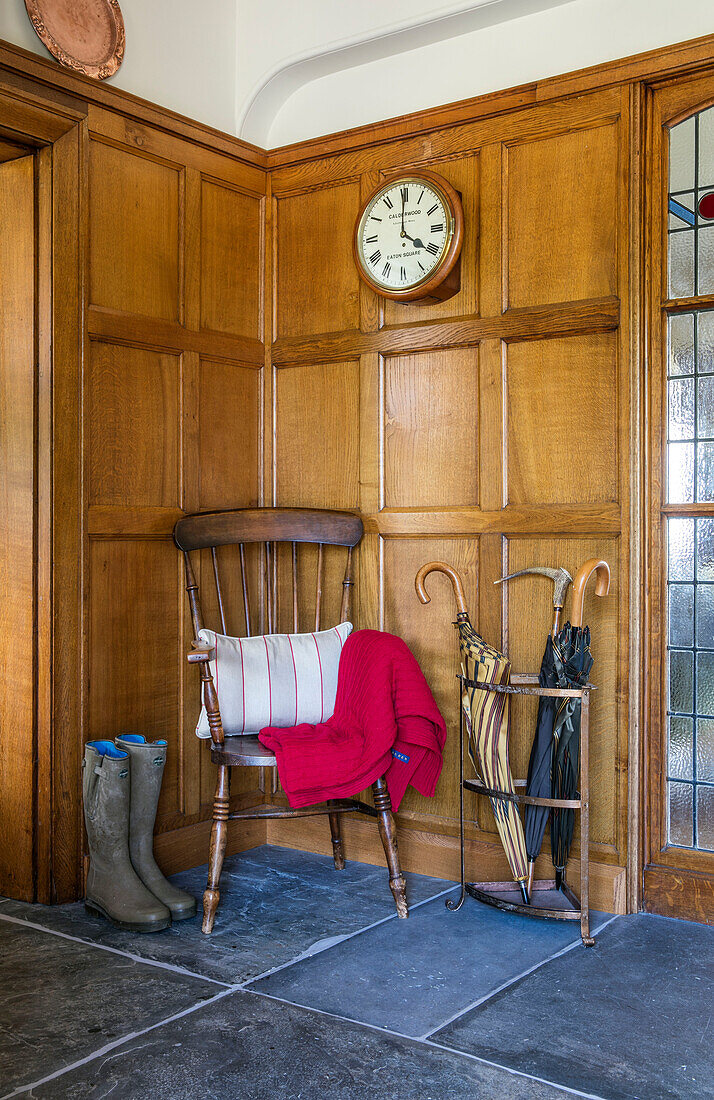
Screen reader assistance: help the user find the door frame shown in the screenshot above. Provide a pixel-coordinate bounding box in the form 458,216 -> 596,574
644,68 -> 714,921
0,72 -> 86,902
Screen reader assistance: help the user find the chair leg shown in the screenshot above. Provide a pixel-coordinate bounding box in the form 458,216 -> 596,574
202,764 -> 230,934
372,776 -> 408,918
327,804 -> 345,870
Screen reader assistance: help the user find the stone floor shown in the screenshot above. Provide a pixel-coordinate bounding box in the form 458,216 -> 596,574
0,845 -> 711,1099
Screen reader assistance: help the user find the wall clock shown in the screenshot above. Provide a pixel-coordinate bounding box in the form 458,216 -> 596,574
353,170 -> 464,303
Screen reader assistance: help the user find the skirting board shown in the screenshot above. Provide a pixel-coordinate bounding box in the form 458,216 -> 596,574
267,814 -> 627,915
154,816 -> 266,876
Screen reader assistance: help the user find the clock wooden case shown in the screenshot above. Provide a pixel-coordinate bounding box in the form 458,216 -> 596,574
353,169 -> 464,303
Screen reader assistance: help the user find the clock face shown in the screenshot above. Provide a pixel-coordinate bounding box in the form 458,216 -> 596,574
355,177 -> 454,293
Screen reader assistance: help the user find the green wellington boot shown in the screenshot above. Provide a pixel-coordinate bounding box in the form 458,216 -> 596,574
115,735 -> 197,921
83,742 -> 171,932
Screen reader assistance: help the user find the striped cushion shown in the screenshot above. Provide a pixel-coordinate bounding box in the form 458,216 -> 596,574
195,622 -> 353,738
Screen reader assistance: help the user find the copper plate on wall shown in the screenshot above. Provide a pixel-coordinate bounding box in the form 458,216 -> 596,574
24,0 -> 125,80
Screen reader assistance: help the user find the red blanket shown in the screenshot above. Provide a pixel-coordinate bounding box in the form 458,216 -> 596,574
258,629 -> 446,810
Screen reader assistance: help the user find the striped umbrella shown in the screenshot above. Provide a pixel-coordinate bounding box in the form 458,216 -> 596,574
415,562 -> 529,904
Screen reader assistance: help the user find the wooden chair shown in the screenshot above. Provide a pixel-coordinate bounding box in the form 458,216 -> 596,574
174,507 -> 408,934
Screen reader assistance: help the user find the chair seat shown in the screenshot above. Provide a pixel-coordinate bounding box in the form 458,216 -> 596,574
210,735 -> 276,767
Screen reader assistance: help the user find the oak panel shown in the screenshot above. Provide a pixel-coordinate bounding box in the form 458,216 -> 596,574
506,333 -> 618,506
88,342 -> 180,508
89,139 -> 180,320
198,359 -> 260,511
382,154 -> 480,326
384,347 -> 479,509
89,539 -> 182,819
0,156 -> 35,898
275,181 -> 360,337
200,180 -> 262,339
505,536 -> 620,852
275,360 -> 360,509
507,123 -> 618,309
383,536 -> 479,823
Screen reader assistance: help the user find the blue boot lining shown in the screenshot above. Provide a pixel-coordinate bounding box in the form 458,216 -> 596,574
87,740 -> 127,759
118,735 -> 167,746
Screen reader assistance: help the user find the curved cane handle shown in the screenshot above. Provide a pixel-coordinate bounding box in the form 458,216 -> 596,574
570,558 -> 610,627
415,561 -> 469,617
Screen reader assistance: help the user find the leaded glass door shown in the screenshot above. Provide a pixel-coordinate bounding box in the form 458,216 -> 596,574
647,76 -> 714,921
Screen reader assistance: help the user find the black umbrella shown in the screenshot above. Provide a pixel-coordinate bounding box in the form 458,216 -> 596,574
496,567 -> 572,897
550,559 -> 610,890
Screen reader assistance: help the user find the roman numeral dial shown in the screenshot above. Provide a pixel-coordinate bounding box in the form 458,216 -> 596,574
354,172 -> 462,301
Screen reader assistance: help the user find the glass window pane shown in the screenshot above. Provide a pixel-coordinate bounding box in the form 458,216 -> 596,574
669,649 -> 694,713
696,441 -> 714,501
669,584 -> 694,646
670,115 -> 695,192
668,312 -> 695,375
697,376 -> 714,437
699,106 -> 714,188
668,377 -> 695,439
696,650 -> 714,715
695,786 -> 714,850
697,311 -> 714,373
698,226 -> 714,295
696,718 -> 714,782
669,716 -> 694,779
669,230 -> 695,298
697,519 -> 714,580
668,517 -> 695,580
667,441 -> 694,502
696,584 -> 714,649
668,780 -> 694,846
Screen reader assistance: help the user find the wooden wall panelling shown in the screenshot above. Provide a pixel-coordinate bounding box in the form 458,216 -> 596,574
88,137 -> 182,321
505,121 -> 619,310
505,333 -> 619,506
0,155 -> 35,899
274,180 -> 361,339
85,109 -> 268,858
383,348 -> 479,510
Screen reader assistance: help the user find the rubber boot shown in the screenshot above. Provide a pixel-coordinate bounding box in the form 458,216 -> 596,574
115,735 -> 197,921
83,742 -> 171,932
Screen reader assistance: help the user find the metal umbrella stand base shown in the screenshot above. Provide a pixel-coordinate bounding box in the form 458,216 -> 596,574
449,673 -> 596,948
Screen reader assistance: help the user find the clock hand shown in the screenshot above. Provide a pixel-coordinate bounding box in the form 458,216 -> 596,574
400,193 -> 406,237
402,230 -> 426,249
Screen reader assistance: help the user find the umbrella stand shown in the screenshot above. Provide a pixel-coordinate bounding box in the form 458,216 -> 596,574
455,672 -> 597,948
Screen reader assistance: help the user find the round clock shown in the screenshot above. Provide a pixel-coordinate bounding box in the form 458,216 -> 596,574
353,170 -> 464,303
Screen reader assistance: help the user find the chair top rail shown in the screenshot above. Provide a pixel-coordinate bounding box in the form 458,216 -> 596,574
174,507 -> 364,552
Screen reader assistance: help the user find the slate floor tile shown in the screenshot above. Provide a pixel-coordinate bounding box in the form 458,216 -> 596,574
250,889 -> 612,1037
434,914 -> 714,1100
0,918 -> 218,1097
0,846 -> 453,985
19,988 -> 572,1100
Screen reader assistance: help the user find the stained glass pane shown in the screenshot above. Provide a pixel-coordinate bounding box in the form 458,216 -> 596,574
668,377 -> 695,439
698,311 -> 714,373
696,718 -> 714,781
669,229 -> 695,298
668,517 -> 695,580
697,442 -> 714,501
695,786 -> 714,850
667,441 -> 694,502
697,376 -> 714,437
669,649 -> 693,713
698,106 -> 714,187
698,226 -> 714,295
668,313 -> 695,375
696,583 -> 714,649
669,584 -> 694,646
669,716 -> 694,779
668,781 -> 694,846
670,115 -> 695,191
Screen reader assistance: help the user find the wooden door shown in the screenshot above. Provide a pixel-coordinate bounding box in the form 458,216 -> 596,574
0,155 -> 36,898
645,72 -> 714,922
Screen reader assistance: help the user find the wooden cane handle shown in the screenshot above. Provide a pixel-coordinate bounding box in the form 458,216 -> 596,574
415,561 -> 469,617
570,559 -> 610,627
